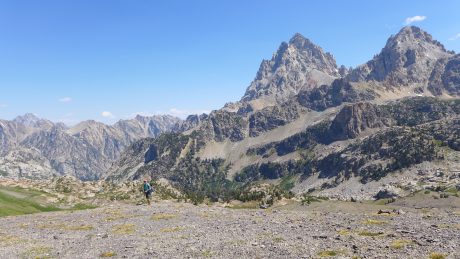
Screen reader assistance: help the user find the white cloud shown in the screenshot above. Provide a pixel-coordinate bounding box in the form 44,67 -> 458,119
0,103 -> 7,108
58,97 -> 72,103
405,15 -> 426,25
101,111 -> 115,118
449,33 -> 460,41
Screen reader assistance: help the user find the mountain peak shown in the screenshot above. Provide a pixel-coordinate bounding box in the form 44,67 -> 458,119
287,33 -> 326,53
241,33 -> 339,104
348,26 -> 453,85
398,25 -> 424,36
14,113 -> 39,122
387,26 -> 447,52
13,113 -> 54,129
288,33 -> 311,45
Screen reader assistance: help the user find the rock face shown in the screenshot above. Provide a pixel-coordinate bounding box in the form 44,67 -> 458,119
241,33 -> 339,106
429,54 -> 460,95
0,114 -> 181,180
442,55 -> 460,95
328,102 -> 386,139
21,126 -> 105,180
249,101 -> 303,137
296,79 -> 377,111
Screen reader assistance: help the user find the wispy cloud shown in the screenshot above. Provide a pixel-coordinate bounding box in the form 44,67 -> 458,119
405,15 -> 426,25
449,33 -> 460,41
101,111 -> 115,118
58,97 -> 72,103
0,103 -> 7,108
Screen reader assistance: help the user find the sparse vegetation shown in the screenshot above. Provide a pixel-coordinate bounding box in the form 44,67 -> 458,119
363,219 -> 387,225
112,224 -> 136,234
0,234 -> 25,246
21,245 -> 52,259
160,226 -> 185,233
300,194 -> 324,205
65,224 -> 94,231
318,250 -> 344,257
201,250 -> 213,257
390,239 -> 411,249
337,229 -> 350,235
429,252 -> 446,259
100,251 -> 117,257
151,182 -> 181,200
151,213 -> 177,220
279,174 -> 296,192
273,236 -> 285,242
227,201 -> 259,209
358,231 -> 384,237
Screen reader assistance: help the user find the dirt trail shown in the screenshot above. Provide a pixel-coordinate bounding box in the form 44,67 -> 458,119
0,200 -> 459,258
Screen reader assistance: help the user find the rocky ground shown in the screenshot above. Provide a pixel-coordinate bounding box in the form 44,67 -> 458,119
1,197 -> 459,258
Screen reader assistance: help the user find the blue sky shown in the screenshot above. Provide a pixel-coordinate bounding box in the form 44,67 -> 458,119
0,0 -> 459,125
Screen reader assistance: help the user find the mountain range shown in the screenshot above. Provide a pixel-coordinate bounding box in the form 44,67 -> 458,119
0,114 -> 181,180
2,26 -> 460,201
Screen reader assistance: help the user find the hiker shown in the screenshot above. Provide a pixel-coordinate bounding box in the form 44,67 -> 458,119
143,180 -> 154,205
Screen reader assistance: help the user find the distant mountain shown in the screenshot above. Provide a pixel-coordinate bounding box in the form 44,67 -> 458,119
114,115 -> 182,143
107,26 -> 460,201
13,113 -> 55,130
0,114 -> 181,180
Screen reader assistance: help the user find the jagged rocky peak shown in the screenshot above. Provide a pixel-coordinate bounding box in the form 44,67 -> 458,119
286,33 -> 339,75
389,26 -> 447,51
13,113 -> 39,124
241,32 -> 340,106
13,113 -> 54,129
348,26 -> 454,85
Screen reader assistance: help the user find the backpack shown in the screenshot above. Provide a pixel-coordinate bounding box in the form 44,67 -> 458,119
147,184 -> 155,194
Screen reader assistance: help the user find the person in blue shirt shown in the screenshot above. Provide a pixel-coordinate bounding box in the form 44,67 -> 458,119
143,180 -> 153,205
